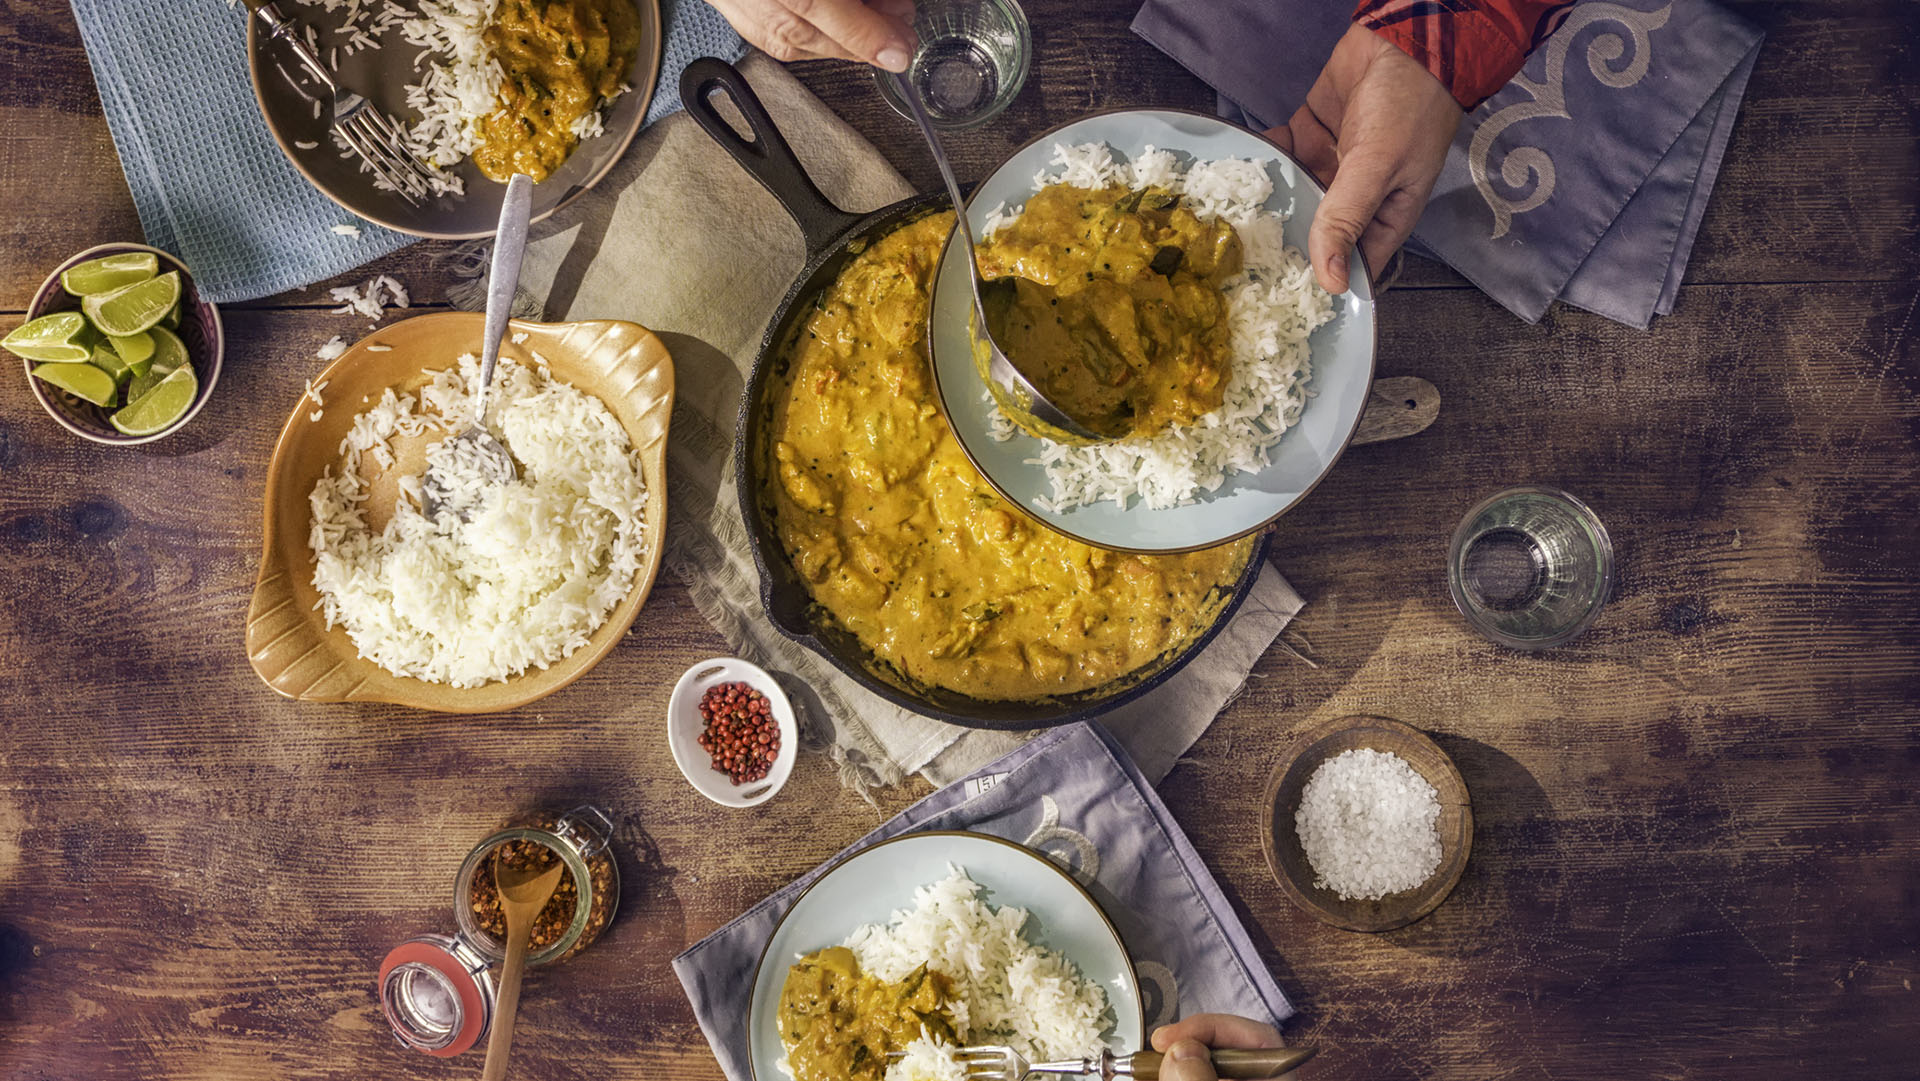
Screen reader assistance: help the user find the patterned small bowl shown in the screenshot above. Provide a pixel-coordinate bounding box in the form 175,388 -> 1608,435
19,243 -> 223,445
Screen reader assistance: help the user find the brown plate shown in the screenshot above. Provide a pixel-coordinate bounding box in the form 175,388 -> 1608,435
1260,715 -> 1473,933
245,312 -> 673,712
246,0 -> 663,239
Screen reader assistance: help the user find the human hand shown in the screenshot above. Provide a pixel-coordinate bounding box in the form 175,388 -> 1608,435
708,0 -> 918,71
1266,24 -> 1462,295
1149,1013 -> 1287,1081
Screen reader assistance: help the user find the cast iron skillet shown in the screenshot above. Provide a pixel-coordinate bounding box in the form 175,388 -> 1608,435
679,58 -> 1272,730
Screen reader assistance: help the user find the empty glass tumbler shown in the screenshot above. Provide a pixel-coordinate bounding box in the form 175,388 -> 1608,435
1447,486 -> 1613,649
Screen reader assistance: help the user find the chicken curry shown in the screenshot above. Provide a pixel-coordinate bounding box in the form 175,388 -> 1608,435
768,212 -> 1250,702
473,0 -> 640,183
779,947 -> 956,1081
975,185 -> 1243,438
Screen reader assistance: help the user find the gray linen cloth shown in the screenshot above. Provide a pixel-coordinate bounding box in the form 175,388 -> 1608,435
497,56 -> 1305,788
672,720 -> 1295,1081
1134,0 -> 1765,328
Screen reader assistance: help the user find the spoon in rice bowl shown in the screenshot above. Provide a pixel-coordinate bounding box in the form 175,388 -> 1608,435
422,172 -> 532,520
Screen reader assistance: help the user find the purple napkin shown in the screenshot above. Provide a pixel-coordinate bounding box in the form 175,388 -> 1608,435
672,722 -> 1291,1081
1133,0 -> 1764,328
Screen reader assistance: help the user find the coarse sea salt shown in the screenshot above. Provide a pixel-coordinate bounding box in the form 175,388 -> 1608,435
1295,747 -> 1441,901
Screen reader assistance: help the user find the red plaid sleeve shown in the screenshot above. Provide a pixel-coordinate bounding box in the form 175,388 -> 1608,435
1354,0 -> 1576,110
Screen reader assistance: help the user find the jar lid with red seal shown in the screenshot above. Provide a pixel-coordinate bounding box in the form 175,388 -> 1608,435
375,805 -> 620,1057
378,933 -> 495,1057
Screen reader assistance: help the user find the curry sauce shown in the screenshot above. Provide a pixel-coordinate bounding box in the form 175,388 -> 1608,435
976,185 -> 1243,438
779,947 -> 956,1081
768,212 -> 1250,702
473,0 -> 640,183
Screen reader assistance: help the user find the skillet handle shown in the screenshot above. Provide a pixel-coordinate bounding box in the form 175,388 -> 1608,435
680,57 -> 863,256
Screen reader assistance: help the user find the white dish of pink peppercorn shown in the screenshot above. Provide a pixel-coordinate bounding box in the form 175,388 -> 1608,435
667,657 -> 798,808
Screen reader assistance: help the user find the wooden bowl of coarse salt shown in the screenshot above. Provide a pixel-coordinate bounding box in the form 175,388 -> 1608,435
1261,715 -> 1472,933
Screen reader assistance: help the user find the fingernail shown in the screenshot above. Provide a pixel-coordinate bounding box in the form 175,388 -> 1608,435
1170,1042 -> 1208,1063
877,46 -> 911,72
1329,252 -> 1348,285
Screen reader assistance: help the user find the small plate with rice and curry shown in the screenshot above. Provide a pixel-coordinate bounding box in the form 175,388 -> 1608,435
749,832 -> 1141,1081
928,110 -> 1379,553
247,0 -> 664,238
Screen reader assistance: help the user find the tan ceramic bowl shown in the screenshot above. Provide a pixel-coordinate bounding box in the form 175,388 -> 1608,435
246,312 -> 673,713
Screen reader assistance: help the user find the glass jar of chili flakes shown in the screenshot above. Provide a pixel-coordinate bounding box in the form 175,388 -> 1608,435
375,805 -> 620,1058
454,806 -> 619,965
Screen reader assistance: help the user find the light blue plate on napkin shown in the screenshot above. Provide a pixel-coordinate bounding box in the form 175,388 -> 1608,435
745,831 -> 1143,1081
928,111 -> 1375,552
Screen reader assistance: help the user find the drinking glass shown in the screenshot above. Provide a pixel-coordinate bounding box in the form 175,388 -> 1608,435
874,0 -> 1032,130
1447,486 -> 1613,649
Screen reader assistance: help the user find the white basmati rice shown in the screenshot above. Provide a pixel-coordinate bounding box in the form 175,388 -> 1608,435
306,352 -> 648,687
791,866 -> 1110,1081
981,143 -> 1336,512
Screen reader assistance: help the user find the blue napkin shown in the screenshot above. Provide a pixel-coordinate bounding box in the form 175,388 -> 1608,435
673,721 -> 1293,1081
1133,0 -> 1763,328
69,0 -> 744,304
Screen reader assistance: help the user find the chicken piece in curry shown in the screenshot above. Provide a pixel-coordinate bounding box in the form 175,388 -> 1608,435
975,184 -> 1244,438
472,0 -> 640,183
768,211 -> 1250,702
779,947 -> 956,1081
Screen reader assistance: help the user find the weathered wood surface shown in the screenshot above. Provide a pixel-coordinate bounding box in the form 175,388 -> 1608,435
2,1 -> 1916,1079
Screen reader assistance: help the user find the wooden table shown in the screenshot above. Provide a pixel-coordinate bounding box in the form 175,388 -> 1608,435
2,1 -> 1916,1077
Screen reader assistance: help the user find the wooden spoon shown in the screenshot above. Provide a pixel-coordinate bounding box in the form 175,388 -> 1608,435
480,852 -> 565,1081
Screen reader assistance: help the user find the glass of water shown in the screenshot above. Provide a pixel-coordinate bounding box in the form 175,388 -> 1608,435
1447,486 -> 1614,650
874,0 -> 1032,131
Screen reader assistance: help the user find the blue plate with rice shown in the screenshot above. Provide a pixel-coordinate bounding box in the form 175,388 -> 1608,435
746,831 -> 1143,1081
928,110 -> 1377,553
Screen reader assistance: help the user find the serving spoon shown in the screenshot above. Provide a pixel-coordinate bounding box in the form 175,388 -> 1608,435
422,171 -> 532,520
883,73 -> 1117,444
479,851 -> 565,1081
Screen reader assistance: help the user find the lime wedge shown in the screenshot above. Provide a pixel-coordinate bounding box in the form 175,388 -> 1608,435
129,327 -> 190,400
3,311 -> 96,362
161,301 -> 181,329
33,360 -> 118,407
148,326 -> 189,375
111,365 -> 198,436
109,330 -> 155,368
82,271 -> 181,337
61,252 -> 159,296
90,343 -> 136,388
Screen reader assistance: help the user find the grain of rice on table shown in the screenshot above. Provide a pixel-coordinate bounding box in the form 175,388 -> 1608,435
307,352 -> 648,687
982,143 -> 1335,512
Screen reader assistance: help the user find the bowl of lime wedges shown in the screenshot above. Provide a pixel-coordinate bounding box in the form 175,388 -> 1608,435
4,244 -> 222,445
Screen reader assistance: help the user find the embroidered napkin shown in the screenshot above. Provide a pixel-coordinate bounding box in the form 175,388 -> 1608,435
1133,0 -> 1764,328
498,55 -> 1306,789
68,0 -> 743,303
672,721 -> 1294,1081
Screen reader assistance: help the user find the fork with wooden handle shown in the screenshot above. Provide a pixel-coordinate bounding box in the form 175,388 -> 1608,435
953,1045 -> 1318,1081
